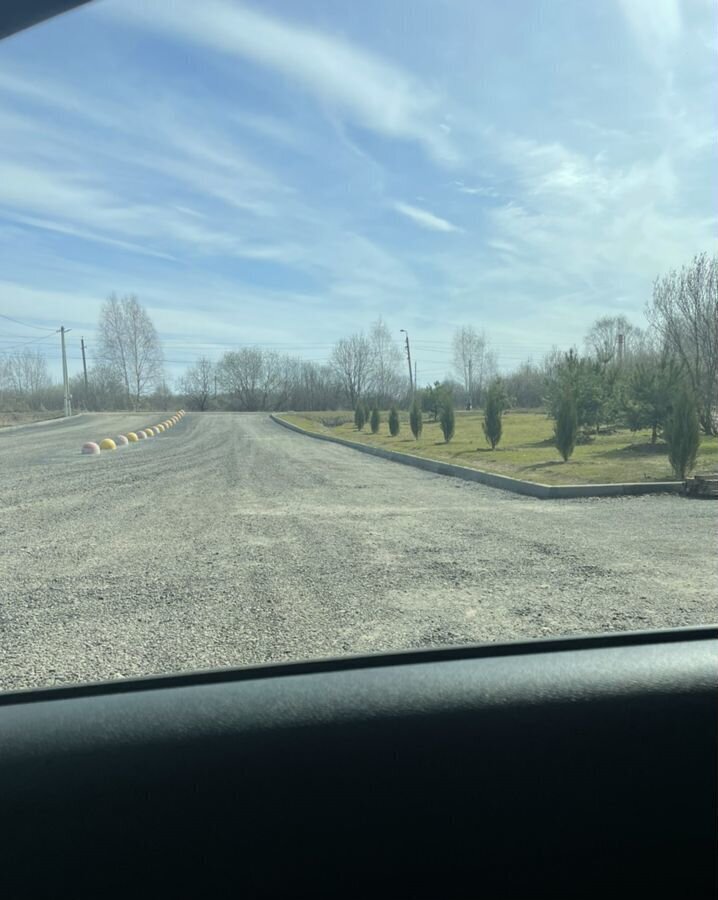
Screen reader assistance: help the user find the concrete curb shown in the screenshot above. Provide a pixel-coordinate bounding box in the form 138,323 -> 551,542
0,414 -> 70,433
270,414 -> 684,500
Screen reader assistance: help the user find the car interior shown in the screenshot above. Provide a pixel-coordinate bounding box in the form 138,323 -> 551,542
1,626 -> 716,896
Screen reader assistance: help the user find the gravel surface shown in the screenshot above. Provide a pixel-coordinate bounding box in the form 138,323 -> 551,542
1,412 -> 716,691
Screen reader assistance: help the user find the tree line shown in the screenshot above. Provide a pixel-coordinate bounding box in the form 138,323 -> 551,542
2,254 -> 715,461
413,254 -> 714,478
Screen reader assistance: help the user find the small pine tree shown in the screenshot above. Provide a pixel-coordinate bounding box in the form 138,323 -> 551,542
554,388 -> 578,461
667,386 -> 700,479
409,398 -> 423,439
370,407 -> 380,434
483,380 -> 504,449
354,403 -> 366,431
388,406 -> 400,437
439,397 -> 455,443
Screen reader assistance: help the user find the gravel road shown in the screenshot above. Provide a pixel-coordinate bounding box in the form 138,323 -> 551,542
1,412 -> 715,691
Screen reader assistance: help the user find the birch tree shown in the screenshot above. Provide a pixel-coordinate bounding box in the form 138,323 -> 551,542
98,294 -> 163,408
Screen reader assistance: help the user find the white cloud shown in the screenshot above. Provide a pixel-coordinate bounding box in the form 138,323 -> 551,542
487,239 -> 517,255
500,138 -> 606,201
2,0 -> 714,359
484,152 -> 713,290
11,214 -> 177,261
0,70 -> 294,217
101,0 -> 456,163
452,180 -> 497,197
231,111 -> 306,148
615,0 -> 681,67
0,280 -> 103,330
393,202 -> 460,233
0,159 -> 294,262
458,186 -> 485,195
0,71 -> 118,129
0,76 -> 320,262
495,134 -> 682,224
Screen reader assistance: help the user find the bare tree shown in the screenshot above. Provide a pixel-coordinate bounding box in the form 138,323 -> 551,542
98,294 -> 163,409
503,359 -> 544,409
0,356 -> 10,405
266,355 -> 293,411
541,346 -> 565,382
647,253 -> 718,435
261,351 -> 286,409
330,333 -> 372,407
70,363 -> 126,411
452,326 -> 496,408
216,348 -> 284,411
217,349 -> 261,410
367,318 -> 404,406
292,361 -> 340,411
149,379 -> 175,410
584,315 -> 646,363
179,357 -> 214,411
6,348 -> 51,403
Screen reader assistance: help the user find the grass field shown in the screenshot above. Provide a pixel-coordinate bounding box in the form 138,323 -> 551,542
281,410 -> 718,485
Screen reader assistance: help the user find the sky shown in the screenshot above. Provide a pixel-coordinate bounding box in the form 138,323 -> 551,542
0,0 -> 716,383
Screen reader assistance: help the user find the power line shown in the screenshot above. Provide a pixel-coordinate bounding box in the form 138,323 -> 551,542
0,313 -> 57,332
161,341 -> 337,349
0,336 -> 47,343
0,332 -> 59,352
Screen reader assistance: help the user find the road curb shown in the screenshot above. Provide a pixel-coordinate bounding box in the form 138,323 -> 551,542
0,414 -> 70,433
270,414 -> 684,500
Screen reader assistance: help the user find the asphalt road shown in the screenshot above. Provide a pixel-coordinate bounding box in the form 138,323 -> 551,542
1,412 -> 715,691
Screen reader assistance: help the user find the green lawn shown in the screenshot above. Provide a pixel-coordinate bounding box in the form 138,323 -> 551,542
279,410 -> 718,485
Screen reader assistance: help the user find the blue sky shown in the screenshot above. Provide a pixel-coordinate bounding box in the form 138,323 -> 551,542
0,0 -> 715,382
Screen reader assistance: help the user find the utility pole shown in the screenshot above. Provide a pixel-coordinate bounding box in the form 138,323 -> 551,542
214,374 -> 218,398
81,337 -> 89,409
400,329 -> 413,396
617,333 -> 625,365
467,358 -> 473,410
60,326 -> 72,417
414,360 -> 417,393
